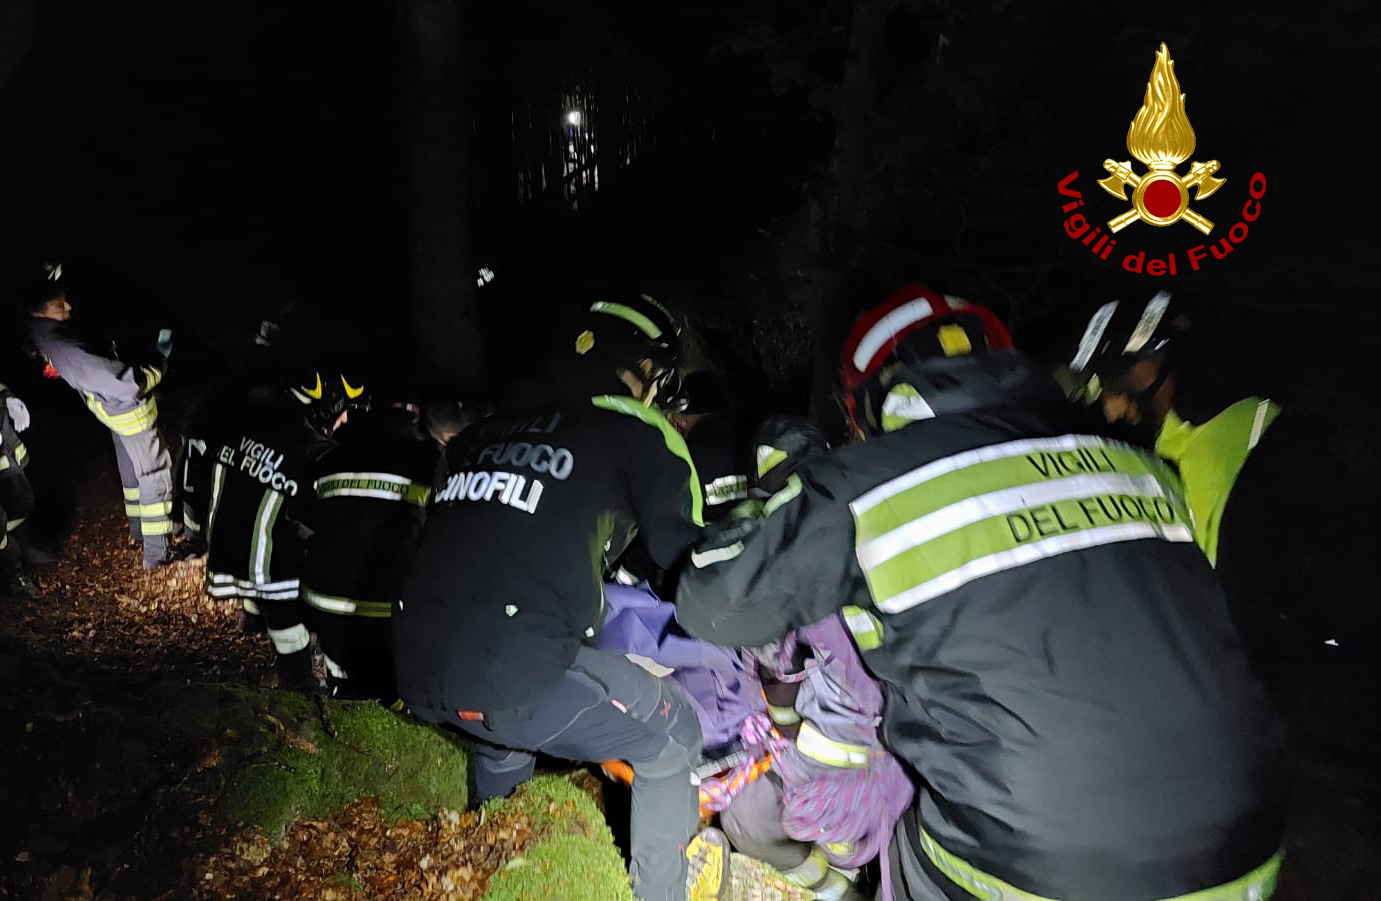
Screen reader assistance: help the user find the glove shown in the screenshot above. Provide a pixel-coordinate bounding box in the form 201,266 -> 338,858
156,328 -> 173,359
6,395 -> 31,432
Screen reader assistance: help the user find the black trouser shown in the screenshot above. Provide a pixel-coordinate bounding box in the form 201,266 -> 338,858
0,473 -> 34,572
306,608 -> 396,701
414,646 -> 703,901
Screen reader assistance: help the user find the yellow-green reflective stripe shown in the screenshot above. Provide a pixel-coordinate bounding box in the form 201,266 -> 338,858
204,464 -> 227,547
918,825 -> 1282,901
841,605 -> 883,650
136,501 -> 174,516
123,487 -> 141,500
124,504 -> 141,517
691,541 -> 744,568
142,520 -> 174,536
795,721 -> 870,768
14,443 -> 26,463
302,588 -> 393,618
592,395 -> 704,526
589,301 -> 662,339
6,517 -> 25,532
0,534 -> 6,550
764,474 -> 802,517
86,395 -> 158,435
314,473 -> 431,507
0,457 -> 8,472
756,446 -> 788,478
768,703 -> 802,726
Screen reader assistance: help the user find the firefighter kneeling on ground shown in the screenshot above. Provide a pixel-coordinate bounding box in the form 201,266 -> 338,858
189,362 -> 355,691
678,285 -> 1288,901
301,389 -> 454,700
395,293 -> 726,901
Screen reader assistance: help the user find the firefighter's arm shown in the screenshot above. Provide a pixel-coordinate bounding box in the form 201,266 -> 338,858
599,396 -> 704,571
41,328 -> 159,401
676,471 -> 856,648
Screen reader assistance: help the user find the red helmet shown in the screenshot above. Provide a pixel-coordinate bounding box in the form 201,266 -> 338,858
839,284 -> 1012,430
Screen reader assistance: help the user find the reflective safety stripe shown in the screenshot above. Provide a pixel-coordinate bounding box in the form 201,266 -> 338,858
795,721 -> 870,768
691,541 -> 744,568
242,599 -> 261,615
764,474 -> 802,516
267,623 -> 311,655
589,301 -> 662,339
207,571 -> 299,601
85,394 -> 158,436
782,848 -> 829,888
124,504 -> 141,518
5,516 -> 24,532
918,825 -> 1283,901
250,491 -> 284,584
851,436 -> 1190,613
204,463 -> 228,547
322,653 -> 348,679
136,501 -> 174,517
768,703 -> 802,726
841,605 -> 883,650
314,472 -> 431,507
142,520 -> 174,536
302,587 -> 393,618
123,487 -> 141,500
756,445 -> 788,479
15,443 -> 27,465
704,474 -> 749,506
0,533 -> 6,550
183,508 -> 202,535
0,456 -> 8,472
592,395 -> 704,526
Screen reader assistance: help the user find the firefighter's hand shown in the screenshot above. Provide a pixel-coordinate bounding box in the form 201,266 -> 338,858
5,395 -> 31,432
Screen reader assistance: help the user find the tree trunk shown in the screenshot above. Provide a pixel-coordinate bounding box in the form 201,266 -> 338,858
398,0 -> 482,394
805,0 -> 890,432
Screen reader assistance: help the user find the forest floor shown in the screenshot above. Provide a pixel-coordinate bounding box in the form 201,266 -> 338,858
0,421 -> 1378,899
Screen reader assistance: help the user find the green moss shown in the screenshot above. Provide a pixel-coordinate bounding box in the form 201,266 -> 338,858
208,692 -> 469,839
482,775 -> 633,901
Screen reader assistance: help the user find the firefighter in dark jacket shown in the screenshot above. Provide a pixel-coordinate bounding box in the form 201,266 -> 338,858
1,383 -> 39,596
302,396 -> 447,700
25,265 -> 177,569
678,285 -> 1287,901
396,294 -> 713,901
192,365 -> 354,690
671,370 -> 754,521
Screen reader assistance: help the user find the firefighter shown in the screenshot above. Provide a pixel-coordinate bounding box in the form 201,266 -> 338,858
194,363 -> 353,690
670,371 -> 754,522
302,393 -> 447,700
678,285 -> 1287,901
395,294 -> 720,901
1,382 -> 39,596
24,264 -> 178,569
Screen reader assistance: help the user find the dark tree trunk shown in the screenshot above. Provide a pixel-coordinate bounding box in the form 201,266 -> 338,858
398,0 -> 482,394
804,0 -> 890,432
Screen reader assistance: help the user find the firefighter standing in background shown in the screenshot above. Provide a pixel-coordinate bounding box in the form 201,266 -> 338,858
1,382 -> 39,596
395,294 -> 722,901
302,393 -> 448,700
191,364 -> 353,690
678,285 -> 1287,901
24,264 -> 178,569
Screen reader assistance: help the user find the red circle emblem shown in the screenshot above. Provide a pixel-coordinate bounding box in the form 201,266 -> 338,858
1142,179 -> 1183,219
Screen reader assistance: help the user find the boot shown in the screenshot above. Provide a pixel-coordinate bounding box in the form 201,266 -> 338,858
17,539 -> 58,568
687,827 -> 731,901
273,648 -> 320,693
4,569 -> 39,598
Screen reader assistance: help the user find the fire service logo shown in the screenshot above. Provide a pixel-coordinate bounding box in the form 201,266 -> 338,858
1057,43 -> 1266,276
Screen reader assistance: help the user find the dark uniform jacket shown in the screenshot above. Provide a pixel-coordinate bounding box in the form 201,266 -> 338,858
684,413 -> 754,522
200,396 -> 333,601
302,409 -> 443,618
678,353 -> 1285,900
395,368 -> 704,714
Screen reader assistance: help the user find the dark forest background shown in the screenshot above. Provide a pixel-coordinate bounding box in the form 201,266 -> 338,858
1,0 -> 1377,440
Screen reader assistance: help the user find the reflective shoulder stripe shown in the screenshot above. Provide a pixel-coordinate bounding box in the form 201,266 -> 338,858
795,721 -> 870,769
589,301 -> 662,339
704,474 -> 749,506
302,587 -> 393,618
592,394 -> 704,526
917,823 -> 1282,901
314,471 -> 431,507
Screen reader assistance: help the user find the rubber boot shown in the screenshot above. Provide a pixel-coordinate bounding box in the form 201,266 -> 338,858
687,827 -> 731,901
274,648 -> 319,693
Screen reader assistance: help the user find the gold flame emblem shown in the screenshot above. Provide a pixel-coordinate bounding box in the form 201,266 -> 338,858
1098,44 -> 1224,234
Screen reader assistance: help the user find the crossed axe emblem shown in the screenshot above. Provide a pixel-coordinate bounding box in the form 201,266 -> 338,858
1098,159 -> 1225,235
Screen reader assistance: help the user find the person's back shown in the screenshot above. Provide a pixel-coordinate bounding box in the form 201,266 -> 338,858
303,405 -> 441,698
679,286 -> 1286,900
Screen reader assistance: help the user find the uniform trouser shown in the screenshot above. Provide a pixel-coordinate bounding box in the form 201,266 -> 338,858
244,597 -> 312,656
0,472 -> 35,572
886,811 -> 972,901
720,771 -> 814,872
305,607 -> 396,700
111,427 -> 174,565
418,646 -> 703,901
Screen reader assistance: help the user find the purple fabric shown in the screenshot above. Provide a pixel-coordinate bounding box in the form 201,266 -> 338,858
594,582 -> 761,751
